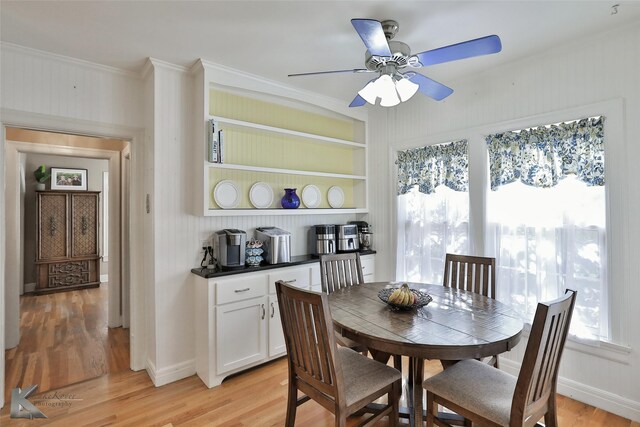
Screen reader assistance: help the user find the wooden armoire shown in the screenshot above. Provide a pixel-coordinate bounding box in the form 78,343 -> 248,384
35,190 -> 101,294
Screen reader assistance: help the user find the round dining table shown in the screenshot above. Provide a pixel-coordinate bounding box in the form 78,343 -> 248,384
328,281 -> 524,427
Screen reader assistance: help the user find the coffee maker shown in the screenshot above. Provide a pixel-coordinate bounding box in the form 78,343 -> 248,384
213,229 -> 247,270
309,224 -> 336,256
349,221 -> 373,251
335,224 -> 359,252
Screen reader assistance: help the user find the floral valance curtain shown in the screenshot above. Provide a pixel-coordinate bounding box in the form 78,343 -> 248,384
486,116 -> 605,190
396,140 -> 468,195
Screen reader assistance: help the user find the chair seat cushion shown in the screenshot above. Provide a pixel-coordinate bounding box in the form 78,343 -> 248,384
423,359 -> 516,426
337,347 -> 401,408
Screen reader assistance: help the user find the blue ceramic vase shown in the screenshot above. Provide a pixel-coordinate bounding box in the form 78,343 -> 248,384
281,188 -> 300,209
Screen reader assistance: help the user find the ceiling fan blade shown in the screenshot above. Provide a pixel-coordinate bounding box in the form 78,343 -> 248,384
415,35 -> 502,67
351,19 -> 392,57
407,72 -> 454,101
349,94 -> 367,108
288,69 -> 372,77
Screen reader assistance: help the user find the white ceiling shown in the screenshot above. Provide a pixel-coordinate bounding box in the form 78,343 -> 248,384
2,1 -> 640,105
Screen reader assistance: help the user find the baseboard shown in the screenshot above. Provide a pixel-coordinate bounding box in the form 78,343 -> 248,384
145,358 -> 196,387
500,359 -> 640,421
100,274 -> 108,283
24,282 -> 36,293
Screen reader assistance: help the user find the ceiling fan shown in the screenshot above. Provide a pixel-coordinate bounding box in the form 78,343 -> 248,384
288,19 -> 502,107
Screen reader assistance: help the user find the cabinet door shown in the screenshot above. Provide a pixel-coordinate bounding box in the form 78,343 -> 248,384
361,256 -> 375,283
268,295 -> 286,357
216,297 -> 267,374
37,192 -> 68,260
71,193 -> 99,257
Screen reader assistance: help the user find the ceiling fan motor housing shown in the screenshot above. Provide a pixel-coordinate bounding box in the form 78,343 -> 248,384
365,40 -> 412,71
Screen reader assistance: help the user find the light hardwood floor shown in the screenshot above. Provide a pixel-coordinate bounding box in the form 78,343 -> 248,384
3,284 -> 130,400
2,288 -> 637,426
1,357 -> 638,426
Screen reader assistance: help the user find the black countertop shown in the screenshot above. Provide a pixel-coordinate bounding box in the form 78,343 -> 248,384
191,250 -> 377,279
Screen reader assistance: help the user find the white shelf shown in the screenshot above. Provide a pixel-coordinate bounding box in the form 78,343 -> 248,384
204,208 -> 369,217
193,75 -> 368,216
209,115 -> 365,149
207,162 -> 366,180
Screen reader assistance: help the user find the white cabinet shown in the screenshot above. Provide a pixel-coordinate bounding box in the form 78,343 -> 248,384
194,257 -> 375,388
216,297 -> 267,374
195,263 -> 317,388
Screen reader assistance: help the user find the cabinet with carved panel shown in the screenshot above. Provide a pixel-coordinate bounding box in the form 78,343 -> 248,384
35,191 -> 100,294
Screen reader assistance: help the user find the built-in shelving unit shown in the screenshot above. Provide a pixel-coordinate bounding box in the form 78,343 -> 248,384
192,66 -> 368,217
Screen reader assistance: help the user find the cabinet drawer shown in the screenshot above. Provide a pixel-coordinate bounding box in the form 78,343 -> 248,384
268,266 -> 311,294
216,274 -> 267,305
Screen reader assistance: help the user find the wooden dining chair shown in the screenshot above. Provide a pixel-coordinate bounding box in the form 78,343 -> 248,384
319,252 -> 365,294
319,253 -> 369,355
443,253 -> 499,367
275,280 -> 402,427
423,289 -> 577,427
443,253 -> 496,298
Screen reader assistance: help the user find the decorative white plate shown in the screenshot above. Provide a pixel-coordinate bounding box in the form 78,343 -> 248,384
301,185 -> 321,208
213,180 -> 240,209
249,182 -> 273,209
327,186 -> 345,208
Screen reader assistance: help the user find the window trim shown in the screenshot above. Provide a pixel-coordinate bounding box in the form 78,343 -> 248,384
392,98 -> 627,346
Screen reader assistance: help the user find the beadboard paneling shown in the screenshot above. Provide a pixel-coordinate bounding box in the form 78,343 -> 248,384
0,43 -> 143,129
148,64 -> 362,372
369,23 -> 640,420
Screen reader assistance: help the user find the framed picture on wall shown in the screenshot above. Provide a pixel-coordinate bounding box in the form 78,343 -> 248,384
51,168 -> 88,191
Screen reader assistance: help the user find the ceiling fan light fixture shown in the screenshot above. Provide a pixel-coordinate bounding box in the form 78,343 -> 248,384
376,74 -> 401,107
395,76 -> 419,102
357,80 -> 379,105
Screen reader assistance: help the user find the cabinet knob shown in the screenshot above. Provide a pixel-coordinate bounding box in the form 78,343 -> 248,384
270,302 -> 275,318
261,304 -> 266,320
234,288 -> 251,293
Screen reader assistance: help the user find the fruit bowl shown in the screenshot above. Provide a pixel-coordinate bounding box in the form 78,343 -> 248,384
378,285 -> 433,310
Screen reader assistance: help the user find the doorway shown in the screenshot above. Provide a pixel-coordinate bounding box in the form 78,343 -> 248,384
3,128 -> 132,397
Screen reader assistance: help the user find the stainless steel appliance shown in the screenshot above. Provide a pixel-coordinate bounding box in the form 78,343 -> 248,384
213,229 -> 247,270
309,224 -> 336,255
335,224 -> 359,252
256,227 -> 291,264
350,220 -> 373,251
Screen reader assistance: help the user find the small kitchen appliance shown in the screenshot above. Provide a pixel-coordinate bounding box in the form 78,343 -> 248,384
335,224 -> 359,252
213,229 -> 247,270
309,224 -> 336,256
255,227 -> 291,264
349,220 -> 373,251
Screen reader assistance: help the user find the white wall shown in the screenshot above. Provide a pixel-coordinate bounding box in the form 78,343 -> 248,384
142,59 -> 368,384
1,42 -> 147,407
369,23 -> 640,420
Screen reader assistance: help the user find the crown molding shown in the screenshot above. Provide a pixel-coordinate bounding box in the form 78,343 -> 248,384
0,42 -> 140,78
147,57 -> 190,73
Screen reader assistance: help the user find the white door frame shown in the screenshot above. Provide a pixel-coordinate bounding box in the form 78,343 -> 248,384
1,109 -> 147,408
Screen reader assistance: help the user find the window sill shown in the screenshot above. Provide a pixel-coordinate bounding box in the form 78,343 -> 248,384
520,326 -> 631,365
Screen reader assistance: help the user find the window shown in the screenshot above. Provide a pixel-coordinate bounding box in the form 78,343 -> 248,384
396,140 -> 469,284
486,117 -> 607,341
